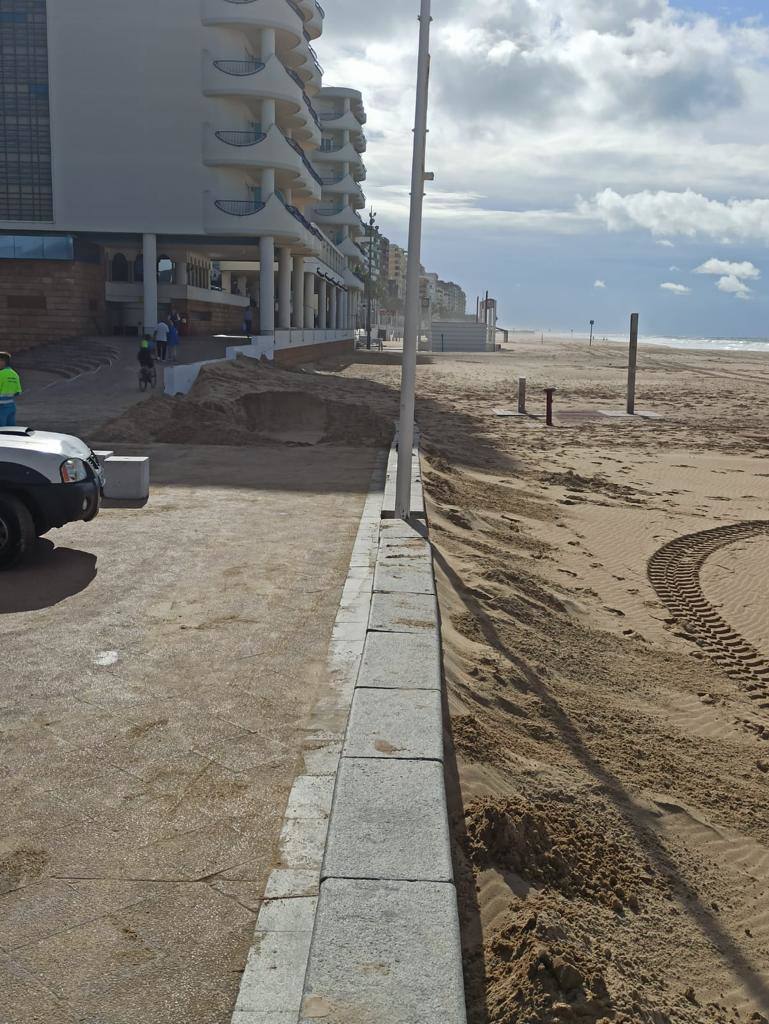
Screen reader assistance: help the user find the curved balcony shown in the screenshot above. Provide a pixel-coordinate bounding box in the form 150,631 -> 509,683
320,173 -> 365,208
202,54 -> 319,143
337,235 -> 366,264
303,0 -> 323,39
202,0 -> 303,50
317,110 -> 364,135
312,141 -> 365,167
204,191 -> 319,248
312,203 -> 365,232
202,124 -> 322,200
343,265 -> 365,292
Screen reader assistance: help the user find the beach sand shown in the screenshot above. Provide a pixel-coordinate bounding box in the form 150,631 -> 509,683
92,338 -> 769,1022
336,336 -> 769,1024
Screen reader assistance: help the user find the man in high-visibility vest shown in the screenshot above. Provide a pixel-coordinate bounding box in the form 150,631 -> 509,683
0,352 -> 22,427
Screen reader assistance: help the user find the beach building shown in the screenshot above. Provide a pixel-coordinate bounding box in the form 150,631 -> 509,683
0,0 -> 366,357
310,86 -> 368,332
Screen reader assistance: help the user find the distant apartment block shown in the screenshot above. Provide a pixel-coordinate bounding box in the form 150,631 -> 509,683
0,0 -> 367,353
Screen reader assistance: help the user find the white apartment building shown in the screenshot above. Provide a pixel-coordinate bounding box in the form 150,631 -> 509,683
0,0 -> 367,354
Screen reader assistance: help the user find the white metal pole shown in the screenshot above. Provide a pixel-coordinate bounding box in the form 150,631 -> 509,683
395,0 -> 432,522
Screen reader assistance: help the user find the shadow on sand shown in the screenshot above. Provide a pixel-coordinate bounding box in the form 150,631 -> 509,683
0,541 -> 97,612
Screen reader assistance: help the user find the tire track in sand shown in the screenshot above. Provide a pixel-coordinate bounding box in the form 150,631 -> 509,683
648,522 -> 769,708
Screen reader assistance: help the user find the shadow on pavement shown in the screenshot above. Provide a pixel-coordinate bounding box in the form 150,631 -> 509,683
0,541 -> 97,612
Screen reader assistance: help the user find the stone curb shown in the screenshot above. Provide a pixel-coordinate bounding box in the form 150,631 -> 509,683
230,452 -> 387,1024
300,440 -> 468,1024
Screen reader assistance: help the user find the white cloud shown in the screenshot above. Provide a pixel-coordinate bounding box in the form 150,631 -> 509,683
660,282 -> 691,295
669,265 -> 680,271
716,274 -> 752,299
580,189 -> 769,242
693,258 -> 761,279
594,279 -> 607,288
656,240 -> 675,247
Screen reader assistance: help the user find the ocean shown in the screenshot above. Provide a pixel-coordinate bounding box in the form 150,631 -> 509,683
551,332 -> 769,353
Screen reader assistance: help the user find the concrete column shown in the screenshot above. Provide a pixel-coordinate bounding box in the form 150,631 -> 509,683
221,270 -> 232,293
262,98 -> 276,131
237,275 -> 248,296
340,291 -> 348,332
259,235 -> 275,333
262,28 -> 276,58
304,271 -> 315,329
318,278 -> 328,329
142,233 -> 157,333
262,167 -> 275,198
329,286 -> 337,331
292,255 -> 304,328
278,247 -> 292,329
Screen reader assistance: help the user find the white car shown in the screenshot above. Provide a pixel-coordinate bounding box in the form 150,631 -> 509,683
0,427 -> 103,568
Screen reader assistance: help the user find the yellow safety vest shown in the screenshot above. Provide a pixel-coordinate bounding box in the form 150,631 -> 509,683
0,367 -> 21,402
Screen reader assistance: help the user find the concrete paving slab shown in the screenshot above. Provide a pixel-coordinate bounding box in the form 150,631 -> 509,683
322,759 -> 453,882
263,869 -> 320,900
279,817 -> 329,870
235,931 -> 314,1013
302,741 -> 343,776
256,895 -> 317,933
285,775 -> 335,820
369,591 -> 439,634
331,620 -> 369,643
358,631 -> 442,691
343,688 -> 443,762
300,878 -> 467,1024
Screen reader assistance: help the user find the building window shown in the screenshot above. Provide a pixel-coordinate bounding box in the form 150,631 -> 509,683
111,253 -> 129,282
157,256 -> 174,283
0,232 -> 73,259
0,1 -> 53,222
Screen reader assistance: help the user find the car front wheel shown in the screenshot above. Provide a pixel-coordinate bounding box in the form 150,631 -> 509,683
0,494 -> 37,569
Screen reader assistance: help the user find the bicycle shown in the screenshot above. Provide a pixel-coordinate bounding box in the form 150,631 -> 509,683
139,364 -> 157,392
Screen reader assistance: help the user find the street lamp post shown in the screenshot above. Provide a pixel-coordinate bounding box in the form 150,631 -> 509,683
365,208 -> 376,351
589,319 -> 595,346
395,0 -> 432,522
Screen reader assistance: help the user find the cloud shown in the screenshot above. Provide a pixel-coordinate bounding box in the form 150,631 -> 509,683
660,282 -> 691,294
656,240 -> 675,247
581,189 -> 769,242
693,258 -> 761,279
716,274 -> 752,299
669,265 -> 680,271
594,279 -> 607,288
692,257 -> 760,299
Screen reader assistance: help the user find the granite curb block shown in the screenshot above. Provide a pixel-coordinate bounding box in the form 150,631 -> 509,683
299,879 -> 466,1024
342,687 -> 444,761
321,757 -> 453,882
299,440 -> 468,1024
230,453 -> 387,1024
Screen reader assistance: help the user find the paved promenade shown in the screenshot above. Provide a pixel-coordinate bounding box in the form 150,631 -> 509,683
0,442 -> 376,1024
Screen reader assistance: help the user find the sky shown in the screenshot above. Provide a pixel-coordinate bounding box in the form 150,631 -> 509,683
317,0 -> 769,336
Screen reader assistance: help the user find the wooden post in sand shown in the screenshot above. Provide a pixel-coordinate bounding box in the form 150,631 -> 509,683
518,377 -> 527,414
544,387 -> 556,426
627,313 -> 639,415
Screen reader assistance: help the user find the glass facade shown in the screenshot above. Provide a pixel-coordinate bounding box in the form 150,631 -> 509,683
0,0 -> 52,222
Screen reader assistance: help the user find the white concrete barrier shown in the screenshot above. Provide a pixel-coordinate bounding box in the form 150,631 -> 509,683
93,450 -> 114,470
103,456 -> 150,501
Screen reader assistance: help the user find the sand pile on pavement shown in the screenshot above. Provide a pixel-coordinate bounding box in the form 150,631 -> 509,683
101,356 -> 398,447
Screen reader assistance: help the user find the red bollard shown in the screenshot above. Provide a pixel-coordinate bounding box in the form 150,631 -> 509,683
544,387 -> 556,426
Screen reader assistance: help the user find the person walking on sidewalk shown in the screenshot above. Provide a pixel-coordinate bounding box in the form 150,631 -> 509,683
167,318 -> 180,363
0,352 -> 22,427
154,318 -> 170,362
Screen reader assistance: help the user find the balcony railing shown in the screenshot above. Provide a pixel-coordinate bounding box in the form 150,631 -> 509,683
215,129 -> 267,146
307,43 -> 324,76
213,59 -> 265,76
319,111 -> 343,122
215,199 -> 266,216
282,199 -> 325,241
320,173 -> 344,185
315,0 -> 325,16
285,0 -> 304,16
319,140 -> 342,153
285,136 -> 323,186
315,204 -> 344,216
283,65 -> 321,130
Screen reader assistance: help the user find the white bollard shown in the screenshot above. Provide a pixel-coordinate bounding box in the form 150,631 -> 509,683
93,450 -> 114,470
103,456 -> 150,501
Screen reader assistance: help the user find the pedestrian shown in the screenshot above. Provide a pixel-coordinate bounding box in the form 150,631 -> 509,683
154,318 -> 170,361
167,318 -> 180,363
242,304 -> 253,335
0,352 -> 22,427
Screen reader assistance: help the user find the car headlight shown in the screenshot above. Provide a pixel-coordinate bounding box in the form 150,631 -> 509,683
60,458 -> 88,483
